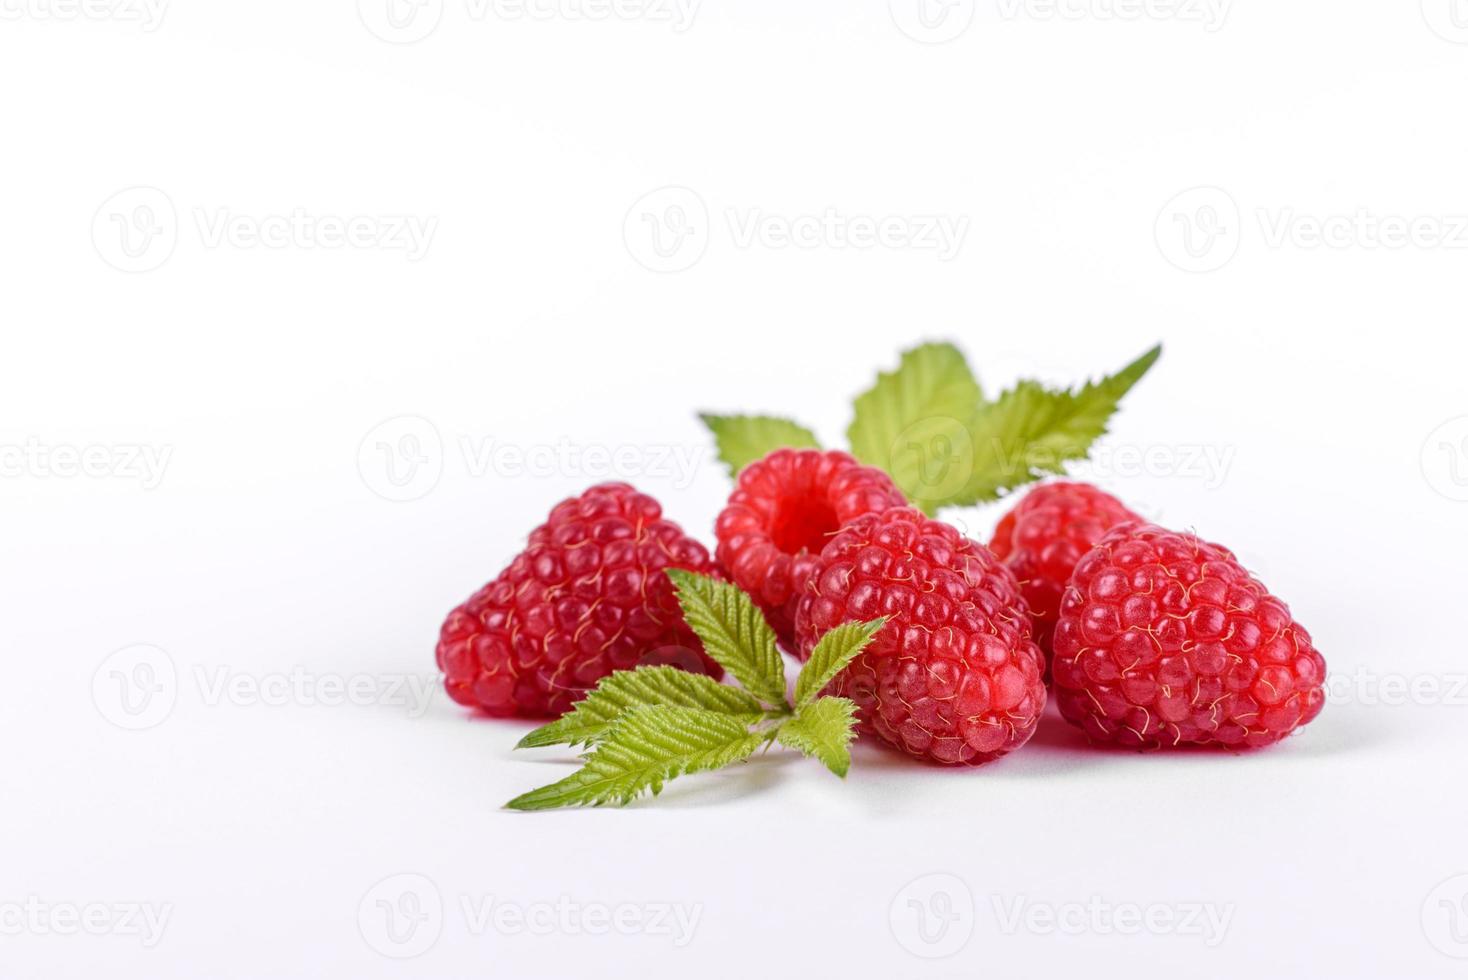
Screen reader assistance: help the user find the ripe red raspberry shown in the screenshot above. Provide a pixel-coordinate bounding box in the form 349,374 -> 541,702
1052,523 -> 1326,749
793,507 -> 1046,766
989,481 -> 1141,663
435,483 -> 722,718
715,449 -> 906,647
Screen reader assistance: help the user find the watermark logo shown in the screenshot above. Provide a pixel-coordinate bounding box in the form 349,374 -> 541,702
92,645 -> 178,731
357,0 -> 444,42
0,898 -> 173,948
889,873 -> 975,959
0,0 -> 168,30
92,649 -> 437,728
92,186 -> 177,273
92,187 -> 436,272
359,874 -> 444,959
886,417 -> 975,508
358,416 -> 444,502
889,0 -> 975,43
1421,417 -> 1468,502
357,417 -> 709,501
624,186 -> 709,273
1155,186 -> 1240,273
624,186 -> 969,272
358,875 -> 702,957
1422,0 -> 1468,43
1423,874 -> 1468,959
1158,188 -> 1468,272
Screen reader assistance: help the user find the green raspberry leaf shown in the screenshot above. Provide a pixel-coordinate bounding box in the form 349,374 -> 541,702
699,413 -> 821,478
793,617 -> 887,709
846,342 -> 985,514
950,344 -> 1162,506
505,706 -> 768,810
776,697 -> 859,778
666,569 -> 790,710
516,666 -> 766,749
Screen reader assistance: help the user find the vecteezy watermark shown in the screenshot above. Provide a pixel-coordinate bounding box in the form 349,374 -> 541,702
1326,668 -> 1468,708
92,187 -> 178,273
358,874 -> 702,959
889,874 -> 976,959
725,209 -> 968,260
358,416 -> 444,503
357,0 -> 699,43
92,645 -> 437,731
1256,209 -> 1468,251
1422,0 -> 1468,44
889,876 -> 1234,955
0,898 -> 173,948
1422,416 -> 1468,502
359,875 -> 444,959
889,0 -> 976,43
1155,186 -> 1241,273
623,187 -> 709,273
995,0 -> 1232,31
357,416 -> 710,502
0,438 -> 172,490
1156,187 -> 1468,273
92,645 -> 179,731
92,186 -> 436,272
883,424 -> 1237,507
623,186 -> 969,273
0,0 -> 167,30
991,895 -> 1234,946
1061,442 -> 1236,489
1423,874 -> 1468,959
889,0 -> 1228,42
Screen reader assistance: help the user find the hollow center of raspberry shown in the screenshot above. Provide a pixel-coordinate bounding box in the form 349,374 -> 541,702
769,496 -> 840,555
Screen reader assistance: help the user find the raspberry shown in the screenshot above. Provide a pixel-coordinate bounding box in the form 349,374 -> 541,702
989,481 -> 1140,665
793,507 -> 1046,766
1051,522 -> 1326,749
435,483 -> 723,718
715,449 -> 906,647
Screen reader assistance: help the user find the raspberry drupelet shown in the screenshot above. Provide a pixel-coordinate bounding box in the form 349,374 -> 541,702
436,483 -> 722,718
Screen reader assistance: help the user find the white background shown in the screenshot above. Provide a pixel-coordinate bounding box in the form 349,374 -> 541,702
3,1 -> 1468,977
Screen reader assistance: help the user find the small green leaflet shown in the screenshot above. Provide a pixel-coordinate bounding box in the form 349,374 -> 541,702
506,706 -> 770,810
507,586 -> 886,809
947,344 -> 1162,507
699,413 -> 821,478
794,617 -> 886,709
665,569 -> 790,710
517,666 -> 766,749
775,697 -> 859,778
847,343 -> 984,514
